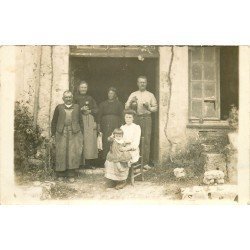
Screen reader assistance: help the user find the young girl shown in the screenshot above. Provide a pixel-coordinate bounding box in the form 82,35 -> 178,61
106,128 -> 132,163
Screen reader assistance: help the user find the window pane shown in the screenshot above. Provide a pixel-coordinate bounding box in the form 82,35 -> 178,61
204,101 -> 216,118
191,82 -> 202,98
191,100 -> 202,118
204,64 -> 216,81
191,63 -> 202,80
204,82 -> 216,98
203,47 -> 215,62
191,47 -> 202,61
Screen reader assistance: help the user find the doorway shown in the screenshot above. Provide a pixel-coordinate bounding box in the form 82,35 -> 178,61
69,56 -> 159,165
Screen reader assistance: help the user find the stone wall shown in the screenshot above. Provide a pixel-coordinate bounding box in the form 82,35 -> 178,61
15,45 -> 69,137
158,46 -> 189,163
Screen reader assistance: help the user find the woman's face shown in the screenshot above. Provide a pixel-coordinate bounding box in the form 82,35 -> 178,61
108,90 -> 116,100
78,83 -> 88,95
124,114 -> 134,125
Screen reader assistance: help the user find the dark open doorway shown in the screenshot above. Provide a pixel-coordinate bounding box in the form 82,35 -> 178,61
220,46 -> 239,120
69,56 -> 159,165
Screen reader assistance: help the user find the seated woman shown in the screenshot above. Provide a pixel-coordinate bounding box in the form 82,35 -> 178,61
105,109 -> 141,190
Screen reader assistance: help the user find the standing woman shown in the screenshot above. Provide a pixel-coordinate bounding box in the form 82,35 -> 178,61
74,81 -> 98,168
98,87 -> 124,159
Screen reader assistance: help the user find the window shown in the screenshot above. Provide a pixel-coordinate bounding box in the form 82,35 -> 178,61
189,46 -> 220,121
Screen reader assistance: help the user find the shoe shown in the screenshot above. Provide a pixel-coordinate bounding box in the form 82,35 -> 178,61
143,164 -> 151,170
115,181 -> 127,190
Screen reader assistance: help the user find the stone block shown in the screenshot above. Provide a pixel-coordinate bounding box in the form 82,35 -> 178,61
208,185 -> 237,201
181,185 -> 237,201
173,168 -> 186,178
181,186 -> 208,200
204,153 -> 227,175
203,170 -> 225,185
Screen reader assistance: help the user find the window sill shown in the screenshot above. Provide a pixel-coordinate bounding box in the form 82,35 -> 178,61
187,120 -> 230,129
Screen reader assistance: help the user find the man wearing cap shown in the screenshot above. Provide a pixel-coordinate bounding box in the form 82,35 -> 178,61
51,90 -> 84,182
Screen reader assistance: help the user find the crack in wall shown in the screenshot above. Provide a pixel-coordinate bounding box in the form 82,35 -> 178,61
164,46 -> 175,161
33,46 -> 42,128
47,46 -> 54,168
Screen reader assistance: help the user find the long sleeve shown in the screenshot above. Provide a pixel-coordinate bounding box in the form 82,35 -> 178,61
125,93 -> 134,109
78,105 -> 84,134
149,93 -> 158,112
51,105 -> 59,136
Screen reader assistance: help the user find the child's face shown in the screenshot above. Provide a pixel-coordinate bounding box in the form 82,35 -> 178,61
114,133 -> 123,140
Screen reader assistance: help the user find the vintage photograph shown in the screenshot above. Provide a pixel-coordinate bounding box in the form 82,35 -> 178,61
0,45 -> 247,203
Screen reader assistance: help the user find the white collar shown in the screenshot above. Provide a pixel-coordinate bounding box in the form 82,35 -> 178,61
65,104 -> 73,108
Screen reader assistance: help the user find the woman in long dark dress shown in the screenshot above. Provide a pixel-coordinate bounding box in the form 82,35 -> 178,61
74,81 -> 99,168
98,87 -> 124,159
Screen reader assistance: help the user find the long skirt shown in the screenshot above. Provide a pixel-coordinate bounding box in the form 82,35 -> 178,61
100,114 -> 121,159
135,115 -> 152,165
55,127 -> 83,172
82,114 -> 98,160
105,160 -> 130,181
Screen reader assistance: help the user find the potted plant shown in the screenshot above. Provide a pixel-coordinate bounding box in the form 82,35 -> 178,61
227,104 -> 238,150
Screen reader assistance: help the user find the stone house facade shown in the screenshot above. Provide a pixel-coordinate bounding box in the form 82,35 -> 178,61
1,45 -> 250,203
0,45 -> 242,164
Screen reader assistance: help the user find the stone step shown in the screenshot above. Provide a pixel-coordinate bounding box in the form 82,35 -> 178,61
181,185 -> 237,201
203,153 -> 227,176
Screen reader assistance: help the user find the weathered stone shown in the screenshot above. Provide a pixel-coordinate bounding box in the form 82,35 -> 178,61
173,168 -> 186,178
181,186 -> 208,200
201,143 -> 215,152
203,170 -> 225,185
204,153 -> 227,175
208,185 -> 237,200
181,184 -> 237,201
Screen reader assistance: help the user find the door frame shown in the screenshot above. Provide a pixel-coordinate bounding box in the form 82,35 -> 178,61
69,46 -> 160,165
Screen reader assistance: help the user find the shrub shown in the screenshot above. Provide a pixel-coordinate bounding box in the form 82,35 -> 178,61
14,101 -> 45,171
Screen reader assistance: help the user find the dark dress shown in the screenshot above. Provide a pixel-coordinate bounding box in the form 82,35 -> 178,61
98,99 -> 124,159
51,104 -> 84,171
74,94 -> 99,160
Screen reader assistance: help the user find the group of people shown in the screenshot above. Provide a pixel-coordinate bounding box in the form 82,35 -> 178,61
51,76 -> 158,189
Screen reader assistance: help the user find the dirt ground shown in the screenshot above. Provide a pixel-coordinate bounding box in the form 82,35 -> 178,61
16,165 -> 204,201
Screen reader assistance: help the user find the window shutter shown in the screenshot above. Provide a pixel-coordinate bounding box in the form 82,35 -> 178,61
189,47 -> 220,120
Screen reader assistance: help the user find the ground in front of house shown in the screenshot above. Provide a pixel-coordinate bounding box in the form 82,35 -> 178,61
14,165 -> 207,201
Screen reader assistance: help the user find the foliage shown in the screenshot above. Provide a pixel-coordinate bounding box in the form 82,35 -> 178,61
14,101 -> 45,170
14,101 -> 56,183
228,105 -> 239,131
170,139 -> 205,176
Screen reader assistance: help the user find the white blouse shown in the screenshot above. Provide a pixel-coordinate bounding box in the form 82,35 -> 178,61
120,123 -> 141,163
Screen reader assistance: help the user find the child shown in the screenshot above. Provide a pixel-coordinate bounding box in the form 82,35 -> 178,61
106,128 -> 132,163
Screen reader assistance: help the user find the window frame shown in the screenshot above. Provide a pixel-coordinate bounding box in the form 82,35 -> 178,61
188,46 -> 221,122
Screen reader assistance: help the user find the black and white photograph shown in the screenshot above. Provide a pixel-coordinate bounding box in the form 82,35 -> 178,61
1,45 -> 249,203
